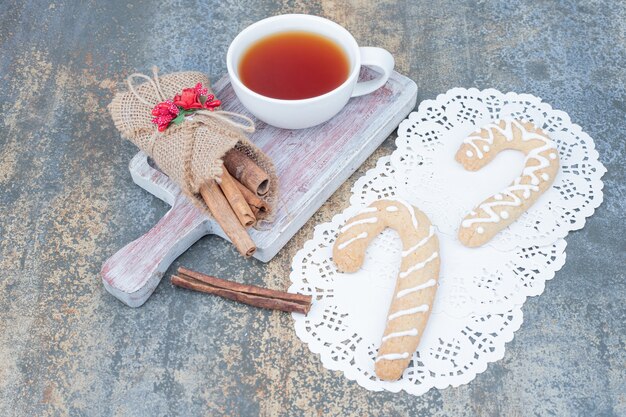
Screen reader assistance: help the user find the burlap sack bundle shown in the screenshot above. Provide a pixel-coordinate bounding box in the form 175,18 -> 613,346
108,68 -> 278,220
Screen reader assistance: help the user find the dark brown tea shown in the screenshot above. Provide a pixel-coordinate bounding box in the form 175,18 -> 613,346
238,31 -> 350,100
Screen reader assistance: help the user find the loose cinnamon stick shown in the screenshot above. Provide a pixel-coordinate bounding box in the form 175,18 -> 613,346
218,167 -> 256,227
172,267 -> 312,314
223,149 -> 270,196
232,176 -> 270,218
199,180 -> 256,257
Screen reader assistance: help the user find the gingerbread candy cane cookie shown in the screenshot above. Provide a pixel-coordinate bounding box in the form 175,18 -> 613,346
455,119 -> 560,247
333,199 -> 440,381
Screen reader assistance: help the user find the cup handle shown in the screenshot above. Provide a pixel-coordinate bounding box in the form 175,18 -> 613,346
351,47 -> 395,98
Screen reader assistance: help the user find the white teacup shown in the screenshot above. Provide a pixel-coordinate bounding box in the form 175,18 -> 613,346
227,14 -> 395,130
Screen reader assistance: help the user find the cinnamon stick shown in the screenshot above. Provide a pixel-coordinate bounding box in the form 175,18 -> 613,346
232,176 -> 270,218
218,167 -> 256,227
199,180 -> 256,257
172,267 -> 311,314
223,149 -> 270,196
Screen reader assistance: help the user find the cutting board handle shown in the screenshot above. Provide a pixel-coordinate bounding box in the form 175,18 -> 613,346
101,198 -> 209,307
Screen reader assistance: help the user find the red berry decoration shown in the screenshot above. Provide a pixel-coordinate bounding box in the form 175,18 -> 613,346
151,100 -> 179,131
150,84 -> 220,131
194,82 -> 208,96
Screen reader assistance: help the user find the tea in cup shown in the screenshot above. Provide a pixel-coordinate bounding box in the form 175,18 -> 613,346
227,14 -> 395,129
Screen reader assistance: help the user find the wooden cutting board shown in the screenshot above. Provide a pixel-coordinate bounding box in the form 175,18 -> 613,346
101,68 -> 417,307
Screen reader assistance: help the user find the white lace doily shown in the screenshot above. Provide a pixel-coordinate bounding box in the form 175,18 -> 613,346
289,89 -> 605,395
290,157 -> 566,394
390,88 -> 606,250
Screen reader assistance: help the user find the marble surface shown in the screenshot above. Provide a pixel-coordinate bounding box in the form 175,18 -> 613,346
0,1 -> 624,416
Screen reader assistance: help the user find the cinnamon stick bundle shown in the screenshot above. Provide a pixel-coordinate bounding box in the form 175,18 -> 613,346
223,149 -> 270,196
199,180 -> 256,257
172,267 -> 312,315
196,149 -> 273,257
218,167 -> 256,227
233,177 -> 270,218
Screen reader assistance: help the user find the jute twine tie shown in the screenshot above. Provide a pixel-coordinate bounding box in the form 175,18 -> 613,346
126,66 -> 255,192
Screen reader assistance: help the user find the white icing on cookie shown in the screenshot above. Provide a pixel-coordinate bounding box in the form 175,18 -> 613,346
549,152 -> 557,160
396,278 -> 437,298
401,226 -> 435,257
395,199 -> 419,229
375,352 -> 410,362
462,190 -> 520,228
382,328 -> 419,342
337,232 -> 368,250
399,252 -> 439,278
340,217 -> 377,233
388,304 -> 429,321
521,142 -> 557,185
464,119 -> 549,159
386,206 -> 399,212
360,207 -> 378,214
477,227 -> 484,234
500,210 -> 509,219
509,182 -> 540,199
464,119 -> 512,159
